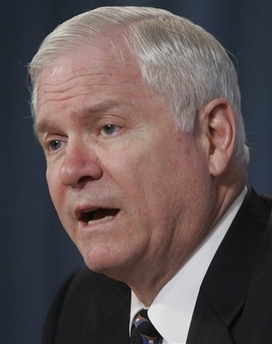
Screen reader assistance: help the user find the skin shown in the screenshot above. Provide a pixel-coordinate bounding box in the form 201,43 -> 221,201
35,38 -> 246,305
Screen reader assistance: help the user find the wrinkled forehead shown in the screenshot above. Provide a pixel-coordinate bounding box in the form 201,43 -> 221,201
42,34 -> 140,77
34,40 -> 150,127
31,29 -> 141,109
36,39 -> 141,98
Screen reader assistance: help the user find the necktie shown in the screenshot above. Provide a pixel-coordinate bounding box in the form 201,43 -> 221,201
130,309 -> 162,344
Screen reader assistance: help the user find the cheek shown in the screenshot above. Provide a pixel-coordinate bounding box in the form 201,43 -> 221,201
46,170 -> 75,239
119,151 -> 180,220
136,145 -> 206,217
46,167 -> 63,211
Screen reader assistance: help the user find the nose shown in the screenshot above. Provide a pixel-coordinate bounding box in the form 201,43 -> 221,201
59,142 -> 103,188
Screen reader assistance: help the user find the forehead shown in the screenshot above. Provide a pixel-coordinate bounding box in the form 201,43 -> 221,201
38,39 -> 140,85
36,41 -> 145,114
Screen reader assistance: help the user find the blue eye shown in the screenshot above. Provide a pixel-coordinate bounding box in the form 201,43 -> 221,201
48,140 -> 62,151
101,124 -> 119,135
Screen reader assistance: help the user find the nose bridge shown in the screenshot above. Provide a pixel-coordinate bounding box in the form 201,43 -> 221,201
60,138 -> 102,187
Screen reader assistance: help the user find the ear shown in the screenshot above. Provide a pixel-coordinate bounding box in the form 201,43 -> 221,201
198,99 -> 237,177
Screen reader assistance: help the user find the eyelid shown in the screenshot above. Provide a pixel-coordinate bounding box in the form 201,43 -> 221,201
42,134 -> 67,153
48,139 -> 64,152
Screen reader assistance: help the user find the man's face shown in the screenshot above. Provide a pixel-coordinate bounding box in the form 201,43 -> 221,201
35,42 -> 214,283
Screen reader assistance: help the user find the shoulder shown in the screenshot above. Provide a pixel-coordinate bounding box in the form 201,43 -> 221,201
241,186 -> 272,216
42,267 -> 131,343
47,265 -> 131,314
232,187 -> 272,342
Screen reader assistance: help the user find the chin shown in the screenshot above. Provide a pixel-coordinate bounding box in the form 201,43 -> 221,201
83,245 -> 123,272
82,245 -> 137,282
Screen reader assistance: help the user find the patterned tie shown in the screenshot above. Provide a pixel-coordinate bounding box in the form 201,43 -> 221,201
130,309 -> 162,344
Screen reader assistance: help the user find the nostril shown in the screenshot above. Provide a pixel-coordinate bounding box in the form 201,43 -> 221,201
60,166 -> 103,188
77,175 -> 94,186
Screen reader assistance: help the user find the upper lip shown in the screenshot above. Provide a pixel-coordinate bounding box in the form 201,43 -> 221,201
75,206 -> 99,221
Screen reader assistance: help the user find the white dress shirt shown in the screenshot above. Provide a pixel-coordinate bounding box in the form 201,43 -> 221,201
130,188 -> 247,344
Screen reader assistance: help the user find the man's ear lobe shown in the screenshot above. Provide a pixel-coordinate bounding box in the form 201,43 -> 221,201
202,99 -> 237,177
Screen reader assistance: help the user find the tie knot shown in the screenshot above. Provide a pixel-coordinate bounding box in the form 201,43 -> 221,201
130,309 -> 161,344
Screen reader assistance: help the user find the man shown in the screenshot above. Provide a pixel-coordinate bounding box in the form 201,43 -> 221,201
29,6 -> 271,344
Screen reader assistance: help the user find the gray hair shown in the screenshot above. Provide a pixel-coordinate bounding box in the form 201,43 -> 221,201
28,6 -> 249,164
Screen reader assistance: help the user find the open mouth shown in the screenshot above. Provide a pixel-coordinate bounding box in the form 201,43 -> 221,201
79,208 -> 120,225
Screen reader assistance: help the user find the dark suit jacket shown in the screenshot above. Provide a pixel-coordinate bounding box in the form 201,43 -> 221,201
42,187 -> 272,343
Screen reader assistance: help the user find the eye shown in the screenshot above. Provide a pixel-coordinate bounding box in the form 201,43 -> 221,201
48,140 -> 63,151
101,124 -> 120,136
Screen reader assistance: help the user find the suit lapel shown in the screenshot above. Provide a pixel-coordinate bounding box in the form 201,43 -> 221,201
88,279 -> 131,344
78,277 -> 131,344
54,268 -> 131,343
187,187 -> 271,344
88,291 -> 131,344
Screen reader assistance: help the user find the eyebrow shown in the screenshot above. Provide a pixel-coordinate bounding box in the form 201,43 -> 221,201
34,120 -> 54,139
34,100 -> 130,137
